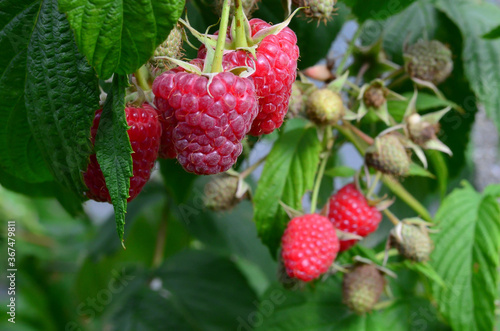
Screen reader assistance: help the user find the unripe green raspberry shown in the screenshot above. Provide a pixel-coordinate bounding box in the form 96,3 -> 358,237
365,134 -> 410,176
287,83 -> 306,118
293,0 -> 337,22
343,264 -> 385,314
306,88 -> 344,125
149,24 -> 184,75
363,85 -> 386,109
390,223 -> 433,262
203,174 -> 242,211
404,40 -> 453,84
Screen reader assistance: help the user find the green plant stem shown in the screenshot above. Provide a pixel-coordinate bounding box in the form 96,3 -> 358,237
344,121 -> 374,145
336,25 -> 363,76
384,66 -> 404,82
234,0 -> 249,48
134,65 -> 152,92
366,171 -> 381,198
383,208 -> 400,226
152,202 -> 170,268
335,123 -> 368,153
381,175 -> 433,222
310,127 -> 333,214
387,73 -> 410,90
240,156 -> 266,179
212,0 -> 231,73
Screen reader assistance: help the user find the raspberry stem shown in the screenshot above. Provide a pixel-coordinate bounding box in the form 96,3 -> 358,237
240,155 -> 266,179
310,127 -> 334,214
234,0 -> 249,48
212,0 -> 232,73
366,171 -> 382,198
336,25 -> 362,76
383,209 -> 400,226
152,203 -> 170,267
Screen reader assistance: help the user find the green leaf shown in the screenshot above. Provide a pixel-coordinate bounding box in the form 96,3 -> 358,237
95,74 -> 132,243
483,24 -> 500,40
401,261 -> 445,288
154,250 -> 258,331
408,163 -> 435,178
0,1 -> 53,183
324,166 -> 356,178
361,0 -> 438,63
435,0 -> 500,132
427,149 -> 448,198
24,0 -> 100,197
59,0 -> 186,79
346,0 -> 416,23
253,127 -> 321,257
431,182 -> 500,331
159,159 -> 197,204
255,277 -> 446,331
111,287 -> 192,331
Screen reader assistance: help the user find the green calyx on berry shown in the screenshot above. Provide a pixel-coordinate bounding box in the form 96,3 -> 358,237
390,218 -> 434,262
342,263 -> 386,314
292,0 -> 338,23
306,88 -> 344,126
365,133 -> 410,176
203,173 -> 249,211
402,92 -> 453,155
180,4 -> 301,53
404,40 -> 453,85
351,79 -> 405,125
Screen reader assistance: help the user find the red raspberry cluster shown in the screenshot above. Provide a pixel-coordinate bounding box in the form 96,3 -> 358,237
153,19 -> 299,174
280,184 -> 382,282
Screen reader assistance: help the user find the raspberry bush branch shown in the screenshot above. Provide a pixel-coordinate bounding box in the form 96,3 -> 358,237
310,125 -> 333,213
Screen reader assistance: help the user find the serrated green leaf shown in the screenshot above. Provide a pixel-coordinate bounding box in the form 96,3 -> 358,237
59,0 -> 186,79
435,0 -> 500,132
361,0 -> 438,64
24,0 -> 100,197
0,1 -> 53,183
111,286 -> 192,331
95,74 -> 132,243
431,182 -> 500,331
154,250 -> 258,331
483,24 -> 500,40
324,166 -> 356,178
255,277 -> 446,331
253,127 -> 321,257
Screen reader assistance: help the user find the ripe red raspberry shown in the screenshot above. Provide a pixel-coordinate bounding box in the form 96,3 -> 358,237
281,214 -> 340,282
84,104 -> 162,202
153,60 -> 203,159
199,19 -> 299,135
153,70 -> 258,175
327,184 -> 382,251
